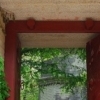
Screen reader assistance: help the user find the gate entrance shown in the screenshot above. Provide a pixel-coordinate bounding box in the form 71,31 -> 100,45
4,19 -> 100,100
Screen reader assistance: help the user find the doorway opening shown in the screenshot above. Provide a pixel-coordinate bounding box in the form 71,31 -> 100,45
5,19 -> 100,100
20,48 -> 86,100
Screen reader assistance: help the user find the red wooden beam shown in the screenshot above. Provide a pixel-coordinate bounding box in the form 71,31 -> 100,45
5,30 -> 18,100
5,26 -> 21,100
6,18 -> 100,33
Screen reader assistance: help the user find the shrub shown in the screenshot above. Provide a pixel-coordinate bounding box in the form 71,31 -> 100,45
0,57 -> 9,100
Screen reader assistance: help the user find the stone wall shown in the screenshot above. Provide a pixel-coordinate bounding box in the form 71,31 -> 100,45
40,84 -> 86,100
40,84 -> 69,100
40,56 -> 86,100
0,6 -> 15,57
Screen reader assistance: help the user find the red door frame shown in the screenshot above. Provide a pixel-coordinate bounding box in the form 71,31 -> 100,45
5,18 -> 100,100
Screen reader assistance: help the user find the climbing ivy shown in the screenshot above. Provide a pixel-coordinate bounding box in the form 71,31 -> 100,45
0,57 -> 9,100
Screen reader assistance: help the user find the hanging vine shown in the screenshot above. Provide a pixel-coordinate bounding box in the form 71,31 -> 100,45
21,48 -> 87,100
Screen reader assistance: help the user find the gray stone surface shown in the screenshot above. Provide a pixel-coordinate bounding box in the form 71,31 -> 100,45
40,56 -> 86,100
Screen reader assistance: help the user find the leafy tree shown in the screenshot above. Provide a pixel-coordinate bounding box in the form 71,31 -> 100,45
21,48 -> 86,100
0,57 -> 9,100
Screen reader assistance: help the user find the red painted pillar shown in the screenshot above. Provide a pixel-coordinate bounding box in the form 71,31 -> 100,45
4,23 -> 21,100
86,35 -> 100,100
16,38 -> 21,100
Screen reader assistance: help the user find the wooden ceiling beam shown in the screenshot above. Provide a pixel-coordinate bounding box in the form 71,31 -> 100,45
6,18 -> 100,33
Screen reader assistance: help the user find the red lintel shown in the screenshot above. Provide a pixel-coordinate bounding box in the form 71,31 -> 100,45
6,19 -> 100,34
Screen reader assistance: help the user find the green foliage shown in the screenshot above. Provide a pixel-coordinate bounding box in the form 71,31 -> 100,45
21,48 -> 86,100
20,64 -> 39,100
0,57 -> 9,100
